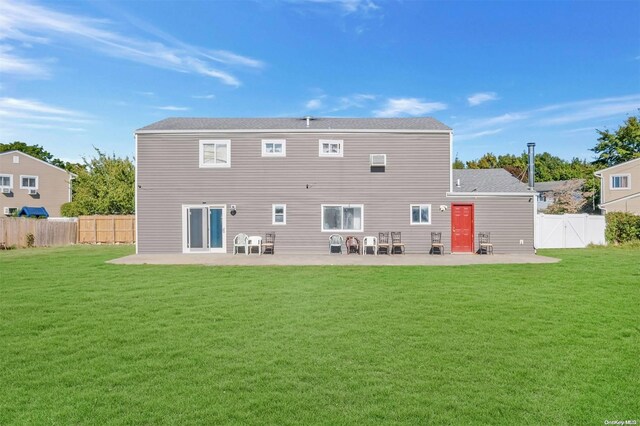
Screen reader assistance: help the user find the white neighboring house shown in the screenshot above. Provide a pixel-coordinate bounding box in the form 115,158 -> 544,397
594,157 -> 640,215
0,151 -> 76,217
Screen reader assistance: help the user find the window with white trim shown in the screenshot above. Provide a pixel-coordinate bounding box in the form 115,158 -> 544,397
410,204 -> 431,225
319,139 -> 343,157
272,204 -> 286,224
199,140 -> 231,168
0,174 -> 12,189
262,139 -> 286,157
20,175 -> 38,190
322,204 -> 363,232
611,174 -> 630,189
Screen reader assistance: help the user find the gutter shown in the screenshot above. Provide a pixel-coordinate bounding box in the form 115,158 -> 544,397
135,128 -> 453,135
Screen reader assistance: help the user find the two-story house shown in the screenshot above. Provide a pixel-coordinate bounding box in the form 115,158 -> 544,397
594,157 -> 640,214
0,151 -> 75,217
135,117 -> 536,255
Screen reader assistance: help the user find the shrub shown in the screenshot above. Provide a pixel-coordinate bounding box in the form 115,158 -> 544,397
26,233 -> 35,248
61,202 -> 81,217
605,212 -> 640,244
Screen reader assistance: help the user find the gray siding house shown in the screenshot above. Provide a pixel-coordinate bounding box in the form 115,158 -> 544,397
135,117 -> 536,255
0,151 -> 75,217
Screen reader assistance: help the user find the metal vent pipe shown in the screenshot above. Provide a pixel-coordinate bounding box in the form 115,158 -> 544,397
527,142 -> 536,189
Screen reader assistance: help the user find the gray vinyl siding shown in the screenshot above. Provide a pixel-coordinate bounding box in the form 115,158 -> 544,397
137,131 -> 454,254
449,197 -> 535,254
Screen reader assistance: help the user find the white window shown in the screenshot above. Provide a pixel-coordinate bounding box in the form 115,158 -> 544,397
199,140 -> 231,168
611,174 -> 630,189
319,139 -> 343,157
322,204 -> 363,232
20,175 -> 38,190
262,139 -> 286,157
410,204 -> 431,225
0,174 -> 12,189
272,204 -> 286,225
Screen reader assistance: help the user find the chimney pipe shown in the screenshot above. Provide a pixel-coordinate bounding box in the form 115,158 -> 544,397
527,142 -> 535,189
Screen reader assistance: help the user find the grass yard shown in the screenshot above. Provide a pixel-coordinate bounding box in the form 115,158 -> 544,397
1,246 -> 638,424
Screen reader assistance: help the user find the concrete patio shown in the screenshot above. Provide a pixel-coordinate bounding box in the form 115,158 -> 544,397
109,252 -> 560,266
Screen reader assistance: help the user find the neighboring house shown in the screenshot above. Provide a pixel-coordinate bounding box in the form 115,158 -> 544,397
0,151 -> 75,217
594,157 -> 640,214
534,179 -> 586,212
135,117 -> 537,255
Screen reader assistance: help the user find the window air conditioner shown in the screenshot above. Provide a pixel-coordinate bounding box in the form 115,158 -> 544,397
1,187 -> 11,194
3,207 -> 12,215
28,189 -> 38,195
370,154 -> 387,167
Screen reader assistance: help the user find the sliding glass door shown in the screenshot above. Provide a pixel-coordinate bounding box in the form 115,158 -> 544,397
184,205 -> 226,253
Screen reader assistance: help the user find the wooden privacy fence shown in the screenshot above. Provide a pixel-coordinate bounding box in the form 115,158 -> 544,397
77,215 -> 136,244
0,217 -> 77,248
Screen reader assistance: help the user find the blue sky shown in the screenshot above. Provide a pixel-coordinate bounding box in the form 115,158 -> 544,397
1,0 -> 639,163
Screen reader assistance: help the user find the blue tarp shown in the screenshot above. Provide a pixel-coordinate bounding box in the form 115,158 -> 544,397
18,207 -> 49,218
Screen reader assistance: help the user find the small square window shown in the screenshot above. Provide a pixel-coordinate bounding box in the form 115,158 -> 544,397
20,175 -> 38,190
611,174 -> 630,189
410,204 -> 431,225
262,139 -> 286,157
0,174 -> 12,189
199,140 -> 231,168
272,204 -> 286,225
319,140 -> 343,157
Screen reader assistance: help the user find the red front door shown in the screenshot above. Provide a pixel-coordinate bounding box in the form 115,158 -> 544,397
451,204 -> 474,252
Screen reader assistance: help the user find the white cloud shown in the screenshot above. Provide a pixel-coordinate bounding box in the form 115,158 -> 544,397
292,0 -> 380,14
305,98 -> 324,109
135,91 -> 155,97
0,45 -> 50,78
0,0 -> 263,86
192,94 -> 216,100
467,92 -> 498,106
374,98 -> 447,117
455,128 -> 503,141
155,105 -> 190,111
0,97 -> 90,125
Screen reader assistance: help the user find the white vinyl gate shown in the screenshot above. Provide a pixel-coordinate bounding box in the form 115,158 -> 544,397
535,214 -> 606,248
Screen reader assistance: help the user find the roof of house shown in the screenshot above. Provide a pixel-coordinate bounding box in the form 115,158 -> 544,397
0,150 -> 77,176
136,117 -> 451,132
452,169 -> 535,193
534,179 -> 585,193
593,157 -> 640,176
18,206 -> 49,218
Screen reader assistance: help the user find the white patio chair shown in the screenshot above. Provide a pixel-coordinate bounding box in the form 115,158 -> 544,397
329,234 -> 343,254
233,233 -> 248,255
363,236 -> 377,255
247,235 -> 262,255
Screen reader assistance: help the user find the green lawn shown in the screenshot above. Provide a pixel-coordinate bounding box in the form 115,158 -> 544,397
1,246 -> 638,425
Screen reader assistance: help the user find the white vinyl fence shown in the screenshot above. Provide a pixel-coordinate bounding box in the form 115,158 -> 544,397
535,214 -> 606,248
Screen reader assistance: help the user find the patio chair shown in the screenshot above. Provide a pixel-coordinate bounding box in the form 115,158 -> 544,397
378,232 -> 390,255
329,234 -> 343,254
233,233 -> 249,255
478,232 -> 494,255
261,232 -> 275,255
391,232 -> 405,254
247,235 -> 263,255
345,236 -> 360,254
363,236 -> 377,255
431,232 -> 444,255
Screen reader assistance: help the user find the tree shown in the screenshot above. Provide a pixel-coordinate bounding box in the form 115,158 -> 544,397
61,148 -> 135,216
591,115 -> 640,167
452,155 -> 465,169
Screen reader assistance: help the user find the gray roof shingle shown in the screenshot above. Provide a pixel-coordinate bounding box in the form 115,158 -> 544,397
453,169 -> 535,193
136,117 -> 451,132
534,179 -> 585,193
